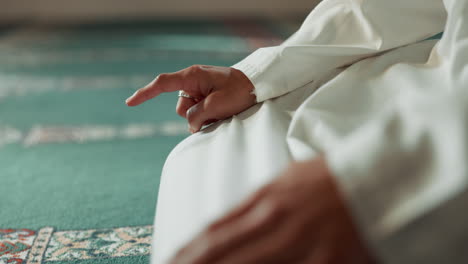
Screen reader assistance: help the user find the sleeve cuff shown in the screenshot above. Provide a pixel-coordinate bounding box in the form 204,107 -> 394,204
231,47 -> 282,102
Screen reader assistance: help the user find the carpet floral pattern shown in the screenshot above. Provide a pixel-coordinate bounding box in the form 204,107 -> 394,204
0,226 -> 152,264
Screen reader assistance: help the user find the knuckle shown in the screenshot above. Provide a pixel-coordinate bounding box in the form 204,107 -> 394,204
188,65 -> 203,75
186,107 -> 199,124
203,97 -> 218,111
156,73 -> 168,82
186,108 -> 195,121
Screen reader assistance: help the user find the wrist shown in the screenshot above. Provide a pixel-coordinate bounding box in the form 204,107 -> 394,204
231,67 -> 257,105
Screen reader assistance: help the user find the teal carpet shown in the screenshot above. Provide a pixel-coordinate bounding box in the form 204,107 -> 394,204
0,19 -> 298,263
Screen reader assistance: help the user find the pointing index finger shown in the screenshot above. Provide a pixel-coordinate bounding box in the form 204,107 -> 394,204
125,73 -> 181,107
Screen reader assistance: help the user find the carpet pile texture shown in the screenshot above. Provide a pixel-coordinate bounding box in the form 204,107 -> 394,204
0,19 -> 297,264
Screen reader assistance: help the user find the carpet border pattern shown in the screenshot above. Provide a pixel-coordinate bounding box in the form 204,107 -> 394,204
0,225 -> 152,264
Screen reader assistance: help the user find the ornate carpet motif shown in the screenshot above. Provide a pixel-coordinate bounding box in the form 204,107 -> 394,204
0,226 -> 152,264
0,229 -> 36,264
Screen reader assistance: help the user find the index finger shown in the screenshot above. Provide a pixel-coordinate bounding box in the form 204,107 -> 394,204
125,73 -> 181,107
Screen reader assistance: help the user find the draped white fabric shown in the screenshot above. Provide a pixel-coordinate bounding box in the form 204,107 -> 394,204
152,0 -> 468,263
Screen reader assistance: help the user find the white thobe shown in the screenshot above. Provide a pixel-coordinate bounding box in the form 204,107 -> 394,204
152,0 -> 468,263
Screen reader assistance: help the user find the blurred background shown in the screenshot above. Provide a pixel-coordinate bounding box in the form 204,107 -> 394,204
1,0 -> 317,22
0,1 -> 318,264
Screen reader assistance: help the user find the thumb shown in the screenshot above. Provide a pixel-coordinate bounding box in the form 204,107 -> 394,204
186,96 -> 222,133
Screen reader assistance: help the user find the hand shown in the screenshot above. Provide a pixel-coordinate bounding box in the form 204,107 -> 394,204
169,157 -> 377,264
125,65 -> 256,133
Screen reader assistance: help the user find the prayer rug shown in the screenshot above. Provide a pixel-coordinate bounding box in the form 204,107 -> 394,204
0,18 -> 298,264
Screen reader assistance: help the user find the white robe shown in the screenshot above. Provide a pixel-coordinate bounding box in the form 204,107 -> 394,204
152,0 -> 468,263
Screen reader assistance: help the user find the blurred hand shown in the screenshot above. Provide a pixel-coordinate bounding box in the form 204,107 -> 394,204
125,65 -> 256,133
169,157 -> 376,264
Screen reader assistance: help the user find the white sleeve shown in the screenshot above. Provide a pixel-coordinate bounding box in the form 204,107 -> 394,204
233,0 -> 446,102
326,0 -> 468,263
